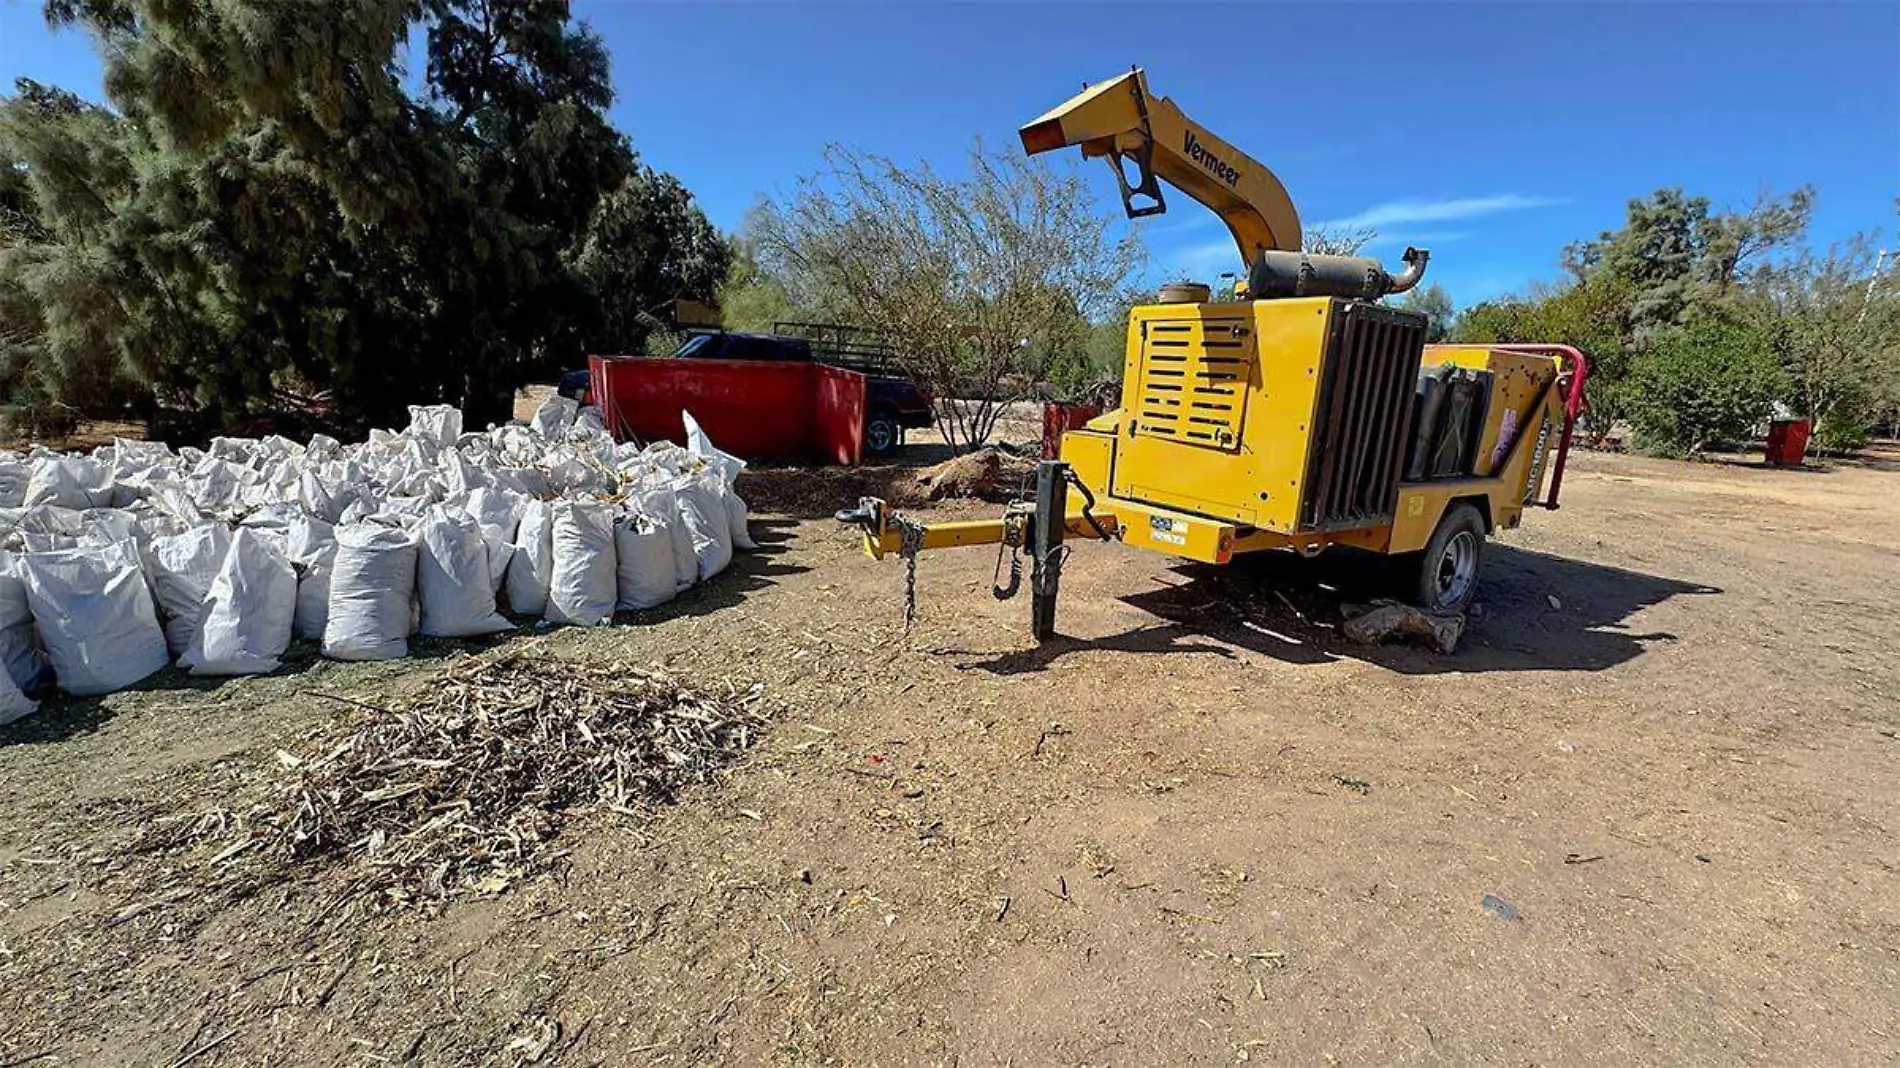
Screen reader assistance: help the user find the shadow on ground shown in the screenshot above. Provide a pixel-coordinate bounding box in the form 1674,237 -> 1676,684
960,544 -> 1718,677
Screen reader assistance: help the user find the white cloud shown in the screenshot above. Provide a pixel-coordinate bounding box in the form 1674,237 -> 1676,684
1317,194 -> 1565,232
1365,230 -> 1472,248
1155,237 -> 1249,282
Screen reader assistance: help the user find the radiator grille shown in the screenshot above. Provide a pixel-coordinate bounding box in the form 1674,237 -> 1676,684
1300,302 -> 1427,530
1131,317 -> 1252,451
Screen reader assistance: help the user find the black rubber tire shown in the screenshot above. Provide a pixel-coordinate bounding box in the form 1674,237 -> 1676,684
1403,502 -> 1486,614
864,413 -> 903,456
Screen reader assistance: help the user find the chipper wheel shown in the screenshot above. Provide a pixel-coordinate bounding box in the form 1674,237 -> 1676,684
1400,502 -> 1486,615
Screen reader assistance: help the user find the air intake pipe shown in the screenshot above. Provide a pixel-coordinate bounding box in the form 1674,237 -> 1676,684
1247,245 -> 1430,301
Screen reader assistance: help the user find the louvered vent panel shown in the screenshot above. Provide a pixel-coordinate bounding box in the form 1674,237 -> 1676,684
1132,317 -> 1251,451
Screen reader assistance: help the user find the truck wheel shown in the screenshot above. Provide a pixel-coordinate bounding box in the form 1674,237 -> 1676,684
1404,502 -> 1485,615
864,412 -> 902,456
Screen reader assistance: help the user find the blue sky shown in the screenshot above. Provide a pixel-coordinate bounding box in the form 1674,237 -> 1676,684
4,1 -> 1896,308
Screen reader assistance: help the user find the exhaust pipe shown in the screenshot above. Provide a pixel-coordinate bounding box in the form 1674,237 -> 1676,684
1385,246 -> 1430,295
1246,245 -> 1431,301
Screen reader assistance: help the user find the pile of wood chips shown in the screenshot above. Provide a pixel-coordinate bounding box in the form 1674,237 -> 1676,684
179,654 -> 766,907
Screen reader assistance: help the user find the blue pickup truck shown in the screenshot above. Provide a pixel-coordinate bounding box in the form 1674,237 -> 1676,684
561,331 -> 934,456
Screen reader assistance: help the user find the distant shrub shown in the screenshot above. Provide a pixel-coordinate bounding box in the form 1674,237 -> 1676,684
1626,318 -> 1786,456
1813,410 -> 1871,454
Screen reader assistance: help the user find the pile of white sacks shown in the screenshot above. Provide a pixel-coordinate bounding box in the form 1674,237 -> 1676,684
0,396 -> 755,726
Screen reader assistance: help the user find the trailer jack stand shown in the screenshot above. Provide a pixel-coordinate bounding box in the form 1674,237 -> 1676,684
1029,460 -> 1068,641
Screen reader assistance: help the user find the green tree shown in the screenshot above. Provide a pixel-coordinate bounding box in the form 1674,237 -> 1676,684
1625,317 -> 1786,455
1451,276 -> 1633,441
751,143 -> 1143,449
715,225 -> 802,333
1743,232 -> 1898,451
1562,185 -> 1812,337
0,0 -> 725,436
1399,282 -> 1453,342
564,168 -> 729,358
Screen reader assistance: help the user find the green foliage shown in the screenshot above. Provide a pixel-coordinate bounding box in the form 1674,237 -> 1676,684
1738,231 -> 1898,451
642,328 -> 684,359
715,227 -> 801,333
1452,275 -> 1633,440
1460,185 -> 1867,450
1813,411 -> 1871,454
1043,288 -> 1139,405
565,168 -> 729,357
1625,318 -> 1786,455
1399,282 -> 1453,343
1561,185 -> 1813,338
750,143 -> 1143,449
0,0 -> 726,436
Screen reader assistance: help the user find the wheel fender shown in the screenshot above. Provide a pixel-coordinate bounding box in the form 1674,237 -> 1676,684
1452,493 -> 1493,534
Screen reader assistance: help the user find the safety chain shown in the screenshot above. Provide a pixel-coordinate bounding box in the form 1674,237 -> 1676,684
895,513 -> 928,630
991,515 -> 1025,601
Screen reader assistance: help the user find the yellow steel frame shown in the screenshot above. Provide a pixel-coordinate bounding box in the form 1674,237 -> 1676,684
856,507 -> 1124,561
851,339 -> 1566,570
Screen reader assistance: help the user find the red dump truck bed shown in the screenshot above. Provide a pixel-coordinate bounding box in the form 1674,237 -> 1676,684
588,354 -> 869,465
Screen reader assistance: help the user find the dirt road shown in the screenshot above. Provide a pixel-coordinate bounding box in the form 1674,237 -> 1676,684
2,449 -> 1896,1065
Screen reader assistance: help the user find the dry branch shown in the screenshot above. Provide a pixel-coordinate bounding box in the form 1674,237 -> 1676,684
150,656 -> 766,910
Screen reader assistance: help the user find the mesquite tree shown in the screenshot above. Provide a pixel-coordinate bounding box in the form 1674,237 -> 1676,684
751,144 -> 1143,450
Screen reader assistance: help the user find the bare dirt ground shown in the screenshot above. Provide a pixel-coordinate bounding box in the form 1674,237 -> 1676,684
2,445 -> 1897,1066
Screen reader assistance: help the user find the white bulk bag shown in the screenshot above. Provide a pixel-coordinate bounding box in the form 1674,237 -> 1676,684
0,461 -> 31,508
337,491 -> 383,525
683,410 -> 745,484
322,524 -> 418,661
147,524 -> 234,657
24,455 -> 113,510
285,515 -> 336,641
726,488 -> 757,551
370,497 -> 432,527
237,501 -> 302,539
298,470 -> 341,523
182,528 -> 297,676
306,433 -> 343,463
416,507 -> 510,638
531,393 -> 579,438
183,457 -> 249,512
680,412 -> 757,550
491,466 -> 547,498
143,479 -> 205,529
0,553 -> 47,692
544,499 -> 615,626
635,486 -> 696,593
0,667 -> 34,726
614,513 -> 678,611
207,436 -> 258,463
22,543 -> 169,695
79,508 -> 141,550
406,404 -> 464,450
461,486 -> 525,596
505,499 -> 555,616
675,473 -> 734,582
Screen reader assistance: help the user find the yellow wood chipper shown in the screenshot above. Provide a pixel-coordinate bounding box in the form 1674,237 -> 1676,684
837,68 -> 1590,640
